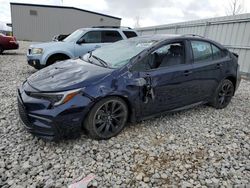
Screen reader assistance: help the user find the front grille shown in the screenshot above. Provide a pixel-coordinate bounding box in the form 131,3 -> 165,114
18,99 -> 32,128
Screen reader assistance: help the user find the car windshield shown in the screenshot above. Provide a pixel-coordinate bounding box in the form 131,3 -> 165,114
90,38 -> 158,68
63,29 -> 84,42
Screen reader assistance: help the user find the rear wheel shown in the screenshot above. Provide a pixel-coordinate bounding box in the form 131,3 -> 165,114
0,46 -> 4,54
46,54 -> 69,66
210,79 -> 234,109
85,97 -> 128,140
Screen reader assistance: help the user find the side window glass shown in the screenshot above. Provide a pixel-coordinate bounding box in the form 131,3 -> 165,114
153,42 -> 185,68
131,56 -> 151,72
191,41 -> 212,63
131,42 -> 185,72
212,44 -> 224,60
123,31 -> 138,38
102,31 -> 123,43
81,31 -> 101,43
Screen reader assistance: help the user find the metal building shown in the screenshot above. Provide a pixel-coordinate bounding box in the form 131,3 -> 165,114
10,3 -> 121,42
137,14 -> 250,77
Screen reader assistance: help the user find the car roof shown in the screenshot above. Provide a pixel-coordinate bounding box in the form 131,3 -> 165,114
78,27 -> 137,32
135,34 -> 181,40
126,34 -> 226,49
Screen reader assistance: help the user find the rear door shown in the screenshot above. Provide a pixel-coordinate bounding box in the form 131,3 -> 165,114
189,40 -> 228,101
101,30 -> 123,43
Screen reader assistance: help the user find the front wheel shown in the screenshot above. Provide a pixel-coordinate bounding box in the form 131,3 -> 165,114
210,79 -> 235,109
46,55 -> 69,66
85,97 -> 128,140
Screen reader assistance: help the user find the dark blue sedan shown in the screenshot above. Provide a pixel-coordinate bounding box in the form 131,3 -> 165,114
17,35 -> 241,140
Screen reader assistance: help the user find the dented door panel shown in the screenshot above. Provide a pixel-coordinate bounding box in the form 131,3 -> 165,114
138,64 -> 195,116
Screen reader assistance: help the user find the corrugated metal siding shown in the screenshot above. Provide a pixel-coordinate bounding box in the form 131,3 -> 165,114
11,4 -> 121,42
137,14 -> 250,76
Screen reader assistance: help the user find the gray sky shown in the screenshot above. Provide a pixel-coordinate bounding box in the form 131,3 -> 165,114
0,0 -> 249,27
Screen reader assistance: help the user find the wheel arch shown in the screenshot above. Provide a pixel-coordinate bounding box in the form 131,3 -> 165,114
84,94 -> 136,127
45,52 -> 72,66
225,75 -> 236,94
113,95 -> 135,122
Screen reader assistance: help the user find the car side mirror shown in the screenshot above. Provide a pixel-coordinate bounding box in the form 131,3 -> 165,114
128,78 -> 147,87
77,39 -> 85,45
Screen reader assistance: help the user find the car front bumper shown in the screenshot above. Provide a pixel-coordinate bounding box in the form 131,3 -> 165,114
27,53 -> 45,69
27,59 -> 45,69
17,85 -> 93,141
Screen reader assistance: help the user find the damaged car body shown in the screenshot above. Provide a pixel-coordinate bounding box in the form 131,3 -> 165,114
17,35 -> 241,140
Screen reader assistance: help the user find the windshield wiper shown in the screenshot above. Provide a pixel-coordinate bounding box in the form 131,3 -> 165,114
91,55 -> 109,68
79,52 -> 94,64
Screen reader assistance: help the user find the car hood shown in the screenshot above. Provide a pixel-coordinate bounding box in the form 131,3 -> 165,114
27,59 -> 114,92
29,41 -> 70,49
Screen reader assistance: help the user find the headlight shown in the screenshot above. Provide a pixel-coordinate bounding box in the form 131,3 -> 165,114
31,48 -> 43,54
29,88 -> 81,106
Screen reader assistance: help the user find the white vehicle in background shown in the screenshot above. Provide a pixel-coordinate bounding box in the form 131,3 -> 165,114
27,26 -> 138,69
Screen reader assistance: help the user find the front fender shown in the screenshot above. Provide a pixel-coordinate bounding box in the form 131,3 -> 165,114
83,71 -> 140,121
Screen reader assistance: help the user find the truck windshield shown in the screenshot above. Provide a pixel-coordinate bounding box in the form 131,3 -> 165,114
63,29 -> 84,42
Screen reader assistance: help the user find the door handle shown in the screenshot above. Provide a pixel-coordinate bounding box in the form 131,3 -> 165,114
216,63 -> 222,69
94,45 -> 101,48
184,70 -> 192,76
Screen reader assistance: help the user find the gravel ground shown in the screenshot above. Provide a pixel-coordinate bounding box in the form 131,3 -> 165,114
0,41 -> 249,188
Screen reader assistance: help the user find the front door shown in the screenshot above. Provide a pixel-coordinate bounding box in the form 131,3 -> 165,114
131,40 -> 195,117
74,31 -> 102,57
74,30 -> 124,57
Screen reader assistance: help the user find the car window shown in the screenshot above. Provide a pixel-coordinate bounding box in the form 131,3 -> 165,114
131,42 -> 185,72
81,31 -> 102,43
123,31 -> 138,38
191,40 -> 213,63
101,31 -> 123,43
212,44 -> 225,60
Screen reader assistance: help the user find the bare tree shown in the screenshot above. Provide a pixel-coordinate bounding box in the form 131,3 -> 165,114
226,0 -> 245,16
134,16 -> 141,28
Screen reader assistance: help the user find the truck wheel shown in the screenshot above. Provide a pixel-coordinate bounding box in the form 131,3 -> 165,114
46,54 -> 69,66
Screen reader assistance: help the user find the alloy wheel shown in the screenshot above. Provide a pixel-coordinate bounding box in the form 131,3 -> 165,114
218,82 -> 234,107
93,100 -> 127,137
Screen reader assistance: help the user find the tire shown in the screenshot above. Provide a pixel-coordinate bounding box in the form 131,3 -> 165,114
210,79 -> 235,109
46,55 -> 69,66
0,46 -> 4,54
84,97 -> 128,140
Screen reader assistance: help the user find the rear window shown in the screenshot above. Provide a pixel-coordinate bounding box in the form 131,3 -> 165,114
123,31 -> 138,38
211,44 -> 226,60
191,40 -> 213,63
101,31 -> 122,43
